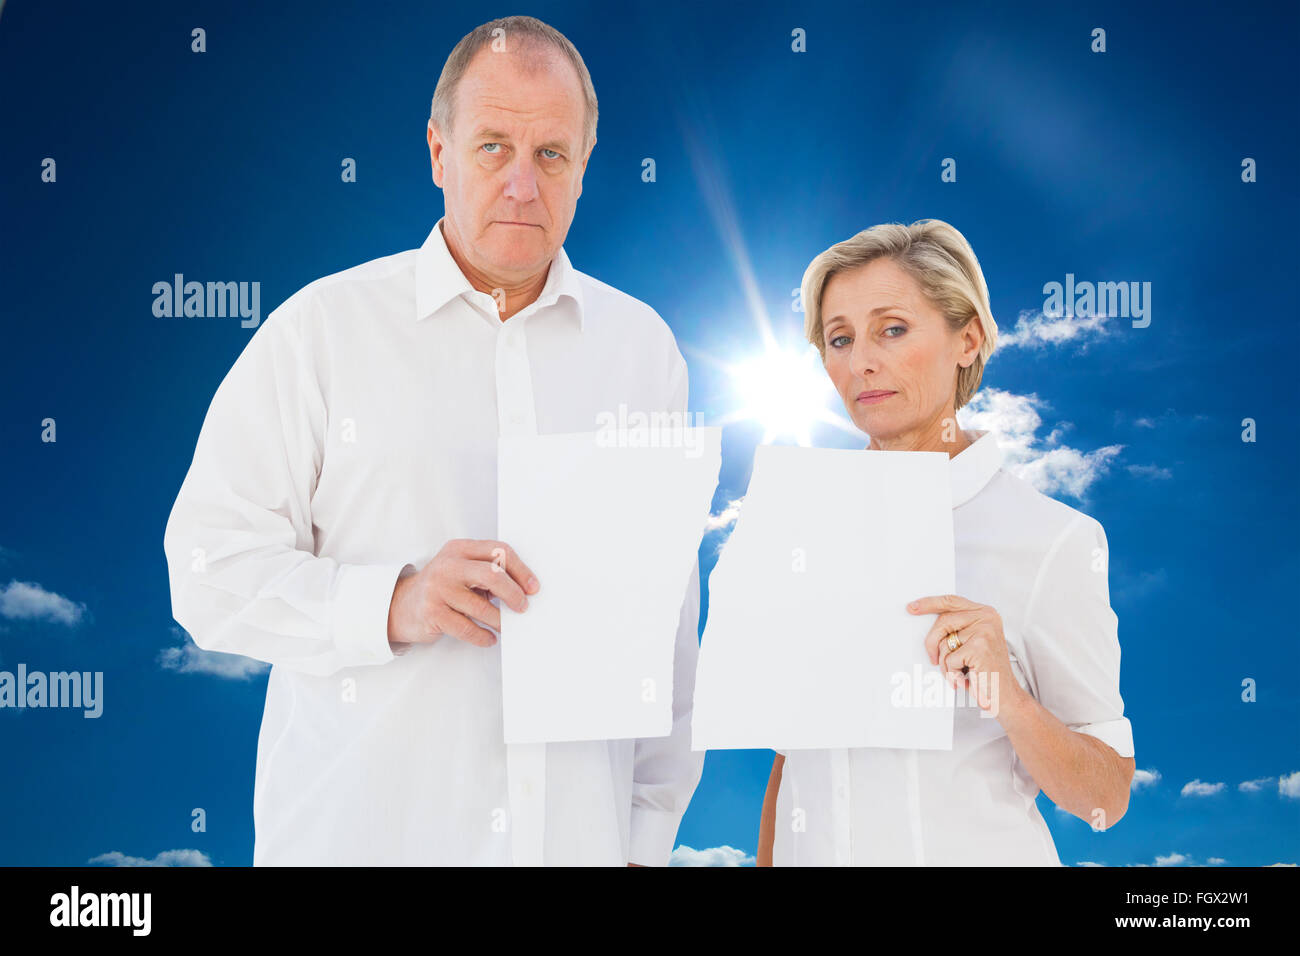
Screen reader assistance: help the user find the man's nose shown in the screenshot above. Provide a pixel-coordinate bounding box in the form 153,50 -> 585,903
502,155 -> 539,203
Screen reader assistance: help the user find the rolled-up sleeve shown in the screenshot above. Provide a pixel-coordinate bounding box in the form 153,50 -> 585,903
628,350 -> 707,865
163,295 -> 411,678
1020,512 -> 1134,759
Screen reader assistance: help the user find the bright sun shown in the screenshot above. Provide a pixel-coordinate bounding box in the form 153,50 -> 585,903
672,125 -> 865,447
714,342 -> 856,446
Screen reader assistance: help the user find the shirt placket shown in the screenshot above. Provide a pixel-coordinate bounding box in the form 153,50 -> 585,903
830,748 -> 851,865
903,749 -> 925,865
495,309 -> 547,866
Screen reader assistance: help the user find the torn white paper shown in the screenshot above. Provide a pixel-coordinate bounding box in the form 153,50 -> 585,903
692,444 -> 956,751
498,427 -> 722,744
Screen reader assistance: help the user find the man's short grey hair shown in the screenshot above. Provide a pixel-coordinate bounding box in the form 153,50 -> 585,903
430,15 -> 598,155
801,219 -> 999,412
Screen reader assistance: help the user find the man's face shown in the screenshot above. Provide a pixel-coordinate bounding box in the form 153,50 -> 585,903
428,45 -> 593,285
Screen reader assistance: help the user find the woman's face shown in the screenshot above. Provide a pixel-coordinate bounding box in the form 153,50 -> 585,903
820,257 -> 979,448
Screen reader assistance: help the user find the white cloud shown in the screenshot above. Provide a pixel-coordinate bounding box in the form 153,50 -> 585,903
158,627 -> 269,680
1126,463 -> 1172,480
960,387 -> 1048,454
960,388 -> 1123,499
1013,443 -> 1125,500
1279,772 -> 1300,799
996,308 -> 1112,350
1238,777 -> 1273,793
705,497 -> 743,532
1115,569 -> 1168,603
1155,852 -> 1190,867
1268,862 -> 1298,867
1180,779 -> 1225,797
89,849 -> 212,867
1075,861 -> 1106,867
0,579 -> 87,626
1131,768 -> 1161,790
669,844 -> 755,867
1128,411 -> 1166,431
1207,857 -> 1227,865
1121,408 -> 1204,432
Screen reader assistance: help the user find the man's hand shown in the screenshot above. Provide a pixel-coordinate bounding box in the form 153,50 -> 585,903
387,539 -> 539,648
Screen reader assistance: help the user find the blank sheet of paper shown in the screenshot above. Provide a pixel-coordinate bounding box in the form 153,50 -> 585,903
498,428 -> 721,744
691,444 -> 956,752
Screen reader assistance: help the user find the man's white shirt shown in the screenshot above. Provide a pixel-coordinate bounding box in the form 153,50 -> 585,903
163,218 -> 704,865
772,429 -> 1135,865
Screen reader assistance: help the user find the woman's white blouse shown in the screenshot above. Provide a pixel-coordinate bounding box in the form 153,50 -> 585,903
772,429 -> 1134,866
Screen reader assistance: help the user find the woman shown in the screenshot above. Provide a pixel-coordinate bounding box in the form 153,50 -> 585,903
757,219 -> 1136,866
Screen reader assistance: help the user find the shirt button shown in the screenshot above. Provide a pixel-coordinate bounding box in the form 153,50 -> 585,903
521,779 -> 533,798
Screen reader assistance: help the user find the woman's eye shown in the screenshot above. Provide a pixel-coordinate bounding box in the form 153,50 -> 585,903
883,325 -> 906,337
829,335 -> 851,348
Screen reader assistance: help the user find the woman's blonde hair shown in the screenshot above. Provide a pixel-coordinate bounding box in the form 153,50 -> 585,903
801,219 -> 998,411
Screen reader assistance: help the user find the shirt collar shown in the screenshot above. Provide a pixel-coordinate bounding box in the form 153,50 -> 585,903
415,216 -> 585,330
949,428 -> 1005,508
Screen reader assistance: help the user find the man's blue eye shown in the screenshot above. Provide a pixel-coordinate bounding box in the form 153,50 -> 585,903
541,148 -> 560,159
483,143 -> 501,153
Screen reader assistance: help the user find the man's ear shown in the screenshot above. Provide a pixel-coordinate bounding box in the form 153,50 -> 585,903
576,136 -> 596,199
428,122 -> 447,187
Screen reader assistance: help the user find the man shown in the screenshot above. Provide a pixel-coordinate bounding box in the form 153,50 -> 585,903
163,15 -> 703,866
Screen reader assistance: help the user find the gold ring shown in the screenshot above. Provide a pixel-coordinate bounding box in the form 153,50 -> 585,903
946,634 -> 963,652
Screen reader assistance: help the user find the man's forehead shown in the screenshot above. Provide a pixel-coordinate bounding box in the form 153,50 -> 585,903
457,84 -> 584,145
460,47 -> 581,100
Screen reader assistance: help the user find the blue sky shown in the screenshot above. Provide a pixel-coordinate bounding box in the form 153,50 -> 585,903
1,0 -> 1296,866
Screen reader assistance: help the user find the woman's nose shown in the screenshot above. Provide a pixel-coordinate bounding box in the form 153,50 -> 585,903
850,337 -> 880,377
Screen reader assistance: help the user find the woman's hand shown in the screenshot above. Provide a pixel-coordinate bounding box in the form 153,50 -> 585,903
908,594 -> 1135,828
907,594 -> 1027,720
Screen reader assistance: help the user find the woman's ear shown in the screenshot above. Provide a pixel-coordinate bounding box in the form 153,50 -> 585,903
961,314 -> 984,365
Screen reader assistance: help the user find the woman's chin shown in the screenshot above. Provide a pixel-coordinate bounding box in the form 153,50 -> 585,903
850,410 -> 895,440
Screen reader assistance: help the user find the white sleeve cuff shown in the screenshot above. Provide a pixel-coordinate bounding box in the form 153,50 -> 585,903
329,562 -> 413,668
628,807 -> 685,867
1071,716 -> 1134,760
